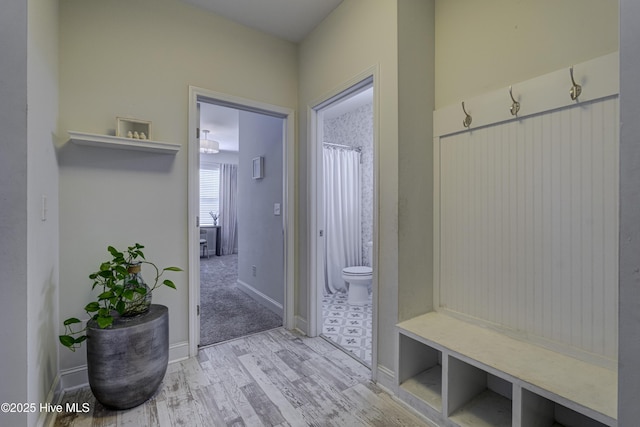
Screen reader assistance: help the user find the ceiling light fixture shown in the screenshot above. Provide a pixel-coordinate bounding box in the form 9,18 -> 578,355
199,129 -> 219,154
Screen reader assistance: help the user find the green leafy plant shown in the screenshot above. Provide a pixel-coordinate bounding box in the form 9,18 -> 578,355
59,243 -> 182,351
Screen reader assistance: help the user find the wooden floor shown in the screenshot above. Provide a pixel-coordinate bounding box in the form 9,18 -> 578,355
53,328 -> 435,427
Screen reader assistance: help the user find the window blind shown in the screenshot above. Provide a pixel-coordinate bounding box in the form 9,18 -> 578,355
200,164 -> 220,226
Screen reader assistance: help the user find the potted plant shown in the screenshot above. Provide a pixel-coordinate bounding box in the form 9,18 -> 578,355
59,243 -> 182,409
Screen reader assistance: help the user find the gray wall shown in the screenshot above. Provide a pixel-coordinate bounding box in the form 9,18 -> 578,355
618,0 -> 640,422
0,1 -> 29,425
237,111 -> 284,312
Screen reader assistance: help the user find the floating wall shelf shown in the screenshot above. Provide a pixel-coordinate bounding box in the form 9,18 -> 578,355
68,131 -> 180,154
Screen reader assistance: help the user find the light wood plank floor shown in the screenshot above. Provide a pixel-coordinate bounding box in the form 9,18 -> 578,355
53,328 -> 436,427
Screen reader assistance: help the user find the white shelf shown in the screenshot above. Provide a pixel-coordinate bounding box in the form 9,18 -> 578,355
68,131 -> 180,154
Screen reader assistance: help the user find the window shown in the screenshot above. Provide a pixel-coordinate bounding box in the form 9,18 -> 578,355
200,163 -> 220,226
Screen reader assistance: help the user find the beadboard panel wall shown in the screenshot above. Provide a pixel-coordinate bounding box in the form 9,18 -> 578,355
436,95 -> 619,360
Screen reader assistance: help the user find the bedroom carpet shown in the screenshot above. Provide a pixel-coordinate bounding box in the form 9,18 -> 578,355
199,254 -> 282,346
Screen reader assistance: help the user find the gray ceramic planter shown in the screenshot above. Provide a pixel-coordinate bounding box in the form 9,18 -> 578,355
86,304 -> 169,409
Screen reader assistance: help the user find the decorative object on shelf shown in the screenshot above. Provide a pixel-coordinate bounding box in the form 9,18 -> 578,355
117,117 -> 152,139
252,156 -> 264,179
139,132 -> 146,140
199,129 -> 220,154
209,211 -> 219,226
59,243 -> 183,410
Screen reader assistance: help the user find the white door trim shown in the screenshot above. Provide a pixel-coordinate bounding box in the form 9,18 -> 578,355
307,66 -> 380,377
188,86 -> 295,357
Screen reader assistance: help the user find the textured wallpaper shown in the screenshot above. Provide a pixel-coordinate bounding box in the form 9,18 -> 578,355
324,102 -> 374,267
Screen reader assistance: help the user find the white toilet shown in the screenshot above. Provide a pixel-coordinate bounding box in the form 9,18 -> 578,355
342,241 -> 373,305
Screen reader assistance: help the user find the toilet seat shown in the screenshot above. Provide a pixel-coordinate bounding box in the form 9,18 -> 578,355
343,266 -> 372,277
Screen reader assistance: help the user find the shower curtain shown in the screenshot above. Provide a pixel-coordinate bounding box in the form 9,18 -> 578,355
219,163 -> 238,255
323,146 -> 362,294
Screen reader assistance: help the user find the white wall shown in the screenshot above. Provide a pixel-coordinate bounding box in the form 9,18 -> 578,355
298,0 -> 399,375
237,111 -> 284,312
57,0 -> 297,378
435,0 -> 619,109
618,0 -> 640,422
298,0 -> 437,380
0,1 -> 59,426
397,0 -> 436,323
27,0 -> 60,424
0,1 -> 29,425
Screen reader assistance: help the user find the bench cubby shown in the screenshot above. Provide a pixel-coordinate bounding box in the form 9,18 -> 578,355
396,312 -> 616,427
398,333 -> 443,412
447,357 -> 512,427
520,388 -> 609,427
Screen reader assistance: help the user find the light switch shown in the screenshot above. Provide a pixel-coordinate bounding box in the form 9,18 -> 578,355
274,203 -> 281,216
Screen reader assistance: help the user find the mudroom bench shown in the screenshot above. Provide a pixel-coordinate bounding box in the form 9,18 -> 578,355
396,312 -> 617,427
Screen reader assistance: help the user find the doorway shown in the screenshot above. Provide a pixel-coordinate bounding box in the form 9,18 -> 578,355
311,76 -> 377,367
197,102 -> 285,347
187,87 -> 295,356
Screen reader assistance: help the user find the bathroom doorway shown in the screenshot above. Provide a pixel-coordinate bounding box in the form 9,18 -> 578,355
313,77 -> 375,367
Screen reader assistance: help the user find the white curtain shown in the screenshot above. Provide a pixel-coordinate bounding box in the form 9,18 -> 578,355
323,147 -> 361,294
219,164 -> 238,255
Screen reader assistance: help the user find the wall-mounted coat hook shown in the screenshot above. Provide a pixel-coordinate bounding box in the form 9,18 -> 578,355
509,86 -> 520,116
569,66 -> 582,101
462,102 -> 472,128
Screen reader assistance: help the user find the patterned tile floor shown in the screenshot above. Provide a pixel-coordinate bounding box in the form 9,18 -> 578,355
322,291 -> 372,366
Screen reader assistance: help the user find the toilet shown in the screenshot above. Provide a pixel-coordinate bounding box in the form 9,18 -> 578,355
342,241 -> 373,305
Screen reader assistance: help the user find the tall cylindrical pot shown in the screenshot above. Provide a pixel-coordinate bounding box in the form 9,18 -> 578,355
86,304 -> 169,409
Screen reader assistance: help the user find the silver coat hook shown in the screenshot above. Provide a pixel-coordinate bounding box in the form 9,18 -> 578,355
569,66 -> 582,101
462,102 -> 472,128
509,86 -> 520,117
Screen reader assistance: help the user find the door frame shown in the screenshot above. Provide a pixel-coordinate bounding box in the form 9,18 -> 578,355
307,67 -> 379,375
188,86 -> 295,356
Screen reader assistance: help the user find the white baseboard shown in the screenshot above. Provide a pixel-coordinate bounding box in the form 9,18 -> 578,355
59,364 -> 89,391
59,341 -> 190,391
169,341 -> 190,364
236,279 -> 283,317
37,374 -> 63,427
375,364 -> 396,391
294,315 -> 308,335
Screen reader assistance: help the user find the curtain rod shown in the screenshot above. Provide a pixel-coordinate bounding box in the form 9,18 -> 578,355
323,142 -> 362,152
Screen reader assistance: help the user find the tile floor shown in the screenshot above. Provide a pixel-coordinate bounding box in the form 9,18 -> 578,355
321,291 -> 372,366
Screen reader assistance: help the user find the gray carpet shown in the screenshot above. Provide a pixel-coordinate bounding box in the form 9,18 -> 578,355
200,254 -> 282,346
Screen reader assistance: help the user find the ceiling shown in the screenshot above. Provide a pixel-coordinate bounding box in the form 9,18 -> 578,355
181,0 -> 344,43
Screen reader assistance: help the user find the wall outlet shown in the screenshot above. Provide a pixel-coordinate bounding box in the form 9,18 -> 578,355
252,265 -> 257,277
274,203 -> 281,216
